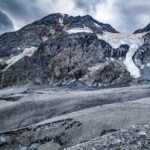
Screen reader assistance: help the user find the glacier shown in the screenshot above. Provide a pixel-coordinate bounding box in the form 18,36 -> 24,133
97,32 -> 146,78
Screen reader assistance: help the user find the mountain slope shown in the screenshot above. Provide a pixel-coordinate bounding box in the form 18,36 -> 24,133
0,13 -> 149,88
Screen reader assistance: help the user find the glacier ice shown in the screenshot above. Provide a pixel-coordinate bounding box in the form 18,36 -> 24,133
97,32 -> 146,78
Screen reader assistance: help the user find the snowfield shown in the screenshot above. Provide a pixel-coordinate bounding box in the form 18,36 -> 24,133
2,47 -> 38,71
67,26 -> 93,34
97,32 -> 146,78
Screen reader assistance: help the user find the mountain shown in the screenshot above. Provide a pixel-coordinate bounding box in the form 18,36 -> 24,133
0,13 -> 149,88
0,13 -> 120,88
0,13 -> 149,87
0,13 -> 150,150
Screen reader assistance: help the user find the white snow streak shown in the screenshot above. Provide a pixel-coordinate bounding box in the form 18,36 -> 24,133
94,23 -> 102,28
88,59 -> 114,72
59,14 -> 64,26
147,63 -> 150,67
3,47 -> 38,71
67,26 -> 93,34
89,63 -> 103,71
59,18 -> 63,26
97,32 -> 146,78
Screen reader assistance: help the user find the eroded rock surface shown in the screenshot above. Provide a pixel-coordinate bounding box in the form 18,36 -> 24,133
66,124 -> 150,150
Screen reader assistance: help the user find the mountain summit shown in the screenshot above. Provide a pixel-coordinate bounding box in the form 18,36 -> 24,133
0,13 -> 149,88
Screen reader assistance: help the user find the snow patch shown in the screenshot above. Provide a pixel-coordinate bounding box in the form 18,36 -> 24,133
67,26 -> 93,34
41,36 -> 48,42
138,131 -> 147,136
59,14 -> 65,26
3,47 -> 38,71
141,65 -> 145,69
141,63 -> 150,69
97,32 -> 146,78
59,18 -> 63,26
89,64 -> 103,71
147,63 -> 150,67
94,23 -> 102,28
89,60 -> 111,72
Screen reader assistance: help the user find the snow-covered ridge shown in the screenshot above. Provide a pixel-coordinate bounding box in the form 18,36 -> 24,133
97,32 -> 146,78
67,26 -> 93,34
2,47 -> 38,72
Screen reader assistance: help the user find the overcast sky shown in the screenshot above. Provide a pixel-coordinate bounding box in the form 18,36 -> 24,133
0,0 -> 150,33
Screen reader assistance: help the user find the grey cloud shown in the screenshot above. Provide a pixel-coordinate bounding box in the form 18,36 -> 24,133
0,0 -> 45,21
73,0 -> 150,32
114,0 -> 150,32
0,0 -> 149,33
0,10 -> 14,33
75,0 -> 105,12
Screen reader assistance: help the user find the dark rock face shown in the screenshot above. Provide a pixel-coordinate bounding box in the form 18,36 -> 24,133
87,61 -> 131,87
0,31 -> 130,88
133,32 -> 150,83
134,33 -> 150,65
133,24 -> 150,86
102,43 -> 129,58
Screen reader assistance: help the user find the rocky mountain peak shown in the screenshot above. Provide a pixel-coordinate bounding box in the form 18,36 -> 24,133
25,13 -> 119,34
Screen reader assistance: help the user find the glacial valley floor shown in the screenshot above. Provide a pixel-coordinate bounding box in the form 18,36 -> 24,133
0,84 -> 150,149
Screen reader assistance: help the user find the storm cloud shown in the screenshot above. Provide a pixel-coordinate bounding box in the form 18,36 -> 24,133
0,0 -> 149,33
0,10 -> 14,34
